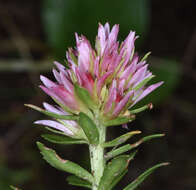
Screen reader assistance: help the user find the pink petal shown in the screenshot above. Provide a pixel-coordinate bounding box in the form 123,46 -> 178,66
104,22 -> 110,38
60,71 -> 74,93
40,85 -> 65,105
121,31 -> 135,67
54,61 -> 65,72
107,24 -> 119,48
77,36 -> 92,72
34,120 -> 73,136
113,90 -> 134,116
98,23 -> 106,55
43,102 -> 64,115
120,56 -> 138,80
127,64 -> 148,88
52,69 -> 62,84
40,75 -> 57,88
132,81 -> 164,106
133,72 -> 152,88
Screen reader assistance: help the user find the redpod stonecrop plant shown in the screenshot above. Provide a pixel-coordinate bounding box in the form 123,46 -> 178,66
26,23 -> 168,190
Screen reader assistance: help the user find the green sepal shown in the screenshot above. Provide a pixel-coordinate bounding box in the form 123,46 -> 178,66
98,153 -> 136,190
105,134 -> 164,160
133,75 -> 154,91
66,175 -> 92,189
25,104 -> 78,120
102,131 -> 141,148
10,186 -> 21,190
140,52 -> 151,62
78,112 -> 99,145
42,134 -> 87,145
74,84 -> 96,109
129,103 -> 153,114
104,116 -> 135,127
37,142 -> 93,183
123,162 -> 169,190
45,127 -> 66,135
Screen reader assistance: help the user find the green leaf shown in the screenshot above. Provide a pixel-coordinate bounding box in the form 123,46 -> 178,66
123,162 -> 169,190
45,127 -> 66,135
102,131 -> 141,148
42,134 -> 87,145
142,134 -> 165,142
10,186 -> 21,190
37,142 -> 93,183
25,104 -> 78,120
78,112 -> 99,145
104,116 -> 135,127
66,175 -> 92,189
129,103 -> 153,114
74,84 -> 96,109
140,52 -> 151,62
110,169 -> 128,190
105,134 -> 164,160
98,153 -> 136,190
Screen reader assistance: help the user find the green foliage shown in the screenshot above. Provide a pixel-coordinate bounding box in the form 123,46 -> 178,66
78,112 -> 99,145
102,131 -> 141,148
105,134 -> 164,160
66,175 -> 92,189
37,142 -> 93,183
25,104 -> 78,120
104,116 -> 135,127
42,134 -> 87,144
98,152 -> 136,190
123,163 -> 169,190
74,84 -> 96,110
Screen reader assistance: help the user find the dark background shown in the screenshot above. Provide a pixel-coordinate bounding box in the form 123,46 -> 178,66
0,0 -> 196,189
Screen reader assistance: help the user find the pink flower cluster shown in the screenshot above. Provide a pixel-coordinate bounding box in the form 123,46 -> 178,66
34,23 -> 163,135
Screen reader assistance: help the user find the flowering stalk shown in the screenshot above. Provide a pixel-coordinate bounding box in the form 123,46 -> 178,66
26,23 -> 168,190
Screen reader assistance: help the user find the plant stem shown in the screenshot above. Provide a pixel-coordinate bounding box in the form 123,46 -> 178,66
89,122 -> 106,190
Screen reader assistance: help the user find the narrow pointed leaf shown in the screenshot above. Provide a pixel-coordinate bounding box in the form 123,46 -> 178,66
140,52 -> 151,62
106,134 -> 164,160
102,131 -> 141,148
66,175 -> 92,189
42,134 -> 87,144
104,116 -> 135,127
123,162 -> 169,190
78,112 -> 99,145
25,104 -> 78,120
98,153 -> 136,190
110,169 -> 128,190
142,134 -> 165,142
74,84 -> 96,109
45,127 -> 66,135
37,142 -> 93,183
129,103 -> 153,114
105,144 -> 134,160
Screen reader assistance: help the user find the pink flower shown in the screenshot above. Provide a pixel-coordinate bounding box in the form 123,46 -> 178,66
37,23 -> 163,124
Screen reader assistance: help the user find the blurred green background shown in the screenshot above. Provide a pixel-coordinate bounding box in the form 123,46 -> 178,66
0,0 -> 196,189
